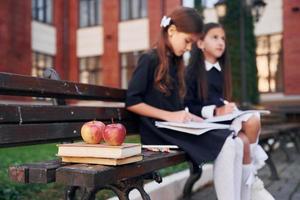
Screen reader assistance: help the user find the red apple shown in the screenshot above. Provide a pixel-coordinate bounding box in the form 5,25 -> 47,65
81,120 -> 105,144
103,123 -> 126,146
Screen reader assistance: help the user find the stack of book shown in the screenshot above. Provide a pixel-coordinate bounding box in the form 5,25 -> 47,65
57,142 -> 142,166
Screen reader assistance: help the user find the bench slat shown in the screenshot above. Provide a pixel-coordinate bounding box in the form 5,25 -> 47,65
0,105 -> 136,124
0,72 -> 125,101
9,159 -> 66,183
0,122 -> 139,147
56,150 -> 187,188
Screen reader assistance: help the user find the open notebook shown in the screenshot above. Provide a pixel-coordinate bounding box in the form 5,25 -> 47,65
155,109 -> 270,135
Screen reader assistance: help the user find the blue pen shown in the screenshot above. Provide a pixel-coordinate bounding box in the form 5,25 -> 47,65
220,98 -> 239,111
219,98 -> 229,105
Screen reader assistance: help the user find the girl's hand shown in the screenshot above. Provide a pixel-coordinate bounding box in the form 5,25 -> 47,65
165,110 -> 203,123
215,103 -> 236,116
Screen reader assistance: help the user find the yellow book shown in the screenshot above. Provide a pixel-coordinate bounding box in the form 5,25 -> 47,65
57,142 -> 141,159
61,155 -> 143,166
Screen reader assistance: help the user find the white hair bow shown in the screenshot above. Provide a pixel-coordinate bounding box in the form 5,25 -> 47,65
160,16 -> 171,28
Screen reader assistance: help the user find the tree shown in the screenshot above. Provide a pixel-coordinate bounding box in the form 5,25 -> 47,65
222,0 -> 259,104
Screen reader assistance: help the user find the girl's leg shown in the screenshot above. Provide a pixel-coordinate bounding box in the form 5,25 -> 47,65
213,136 -> 239,200
241,115 -> 274,200
243,114 -> 268,170
241,115 -> 261,144
233,137 -> 244,200
238,132 -> 253,200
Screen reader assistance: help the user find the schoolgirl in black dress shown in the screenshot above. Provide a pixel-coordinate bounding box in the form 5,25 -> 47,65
185,23 -> 274,200
126,8 -> 232,167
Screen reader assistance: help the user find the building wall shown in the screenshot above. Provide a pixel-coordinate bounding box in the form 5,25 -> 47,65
254,0 -> 282,35
1,0 -> 299,100
0,0 -> 31,75
77,27 -> 104,56
283,1 -> 300,95
54,0 -> 78,81
118,19 -> 149,53
102,0 -> 120,87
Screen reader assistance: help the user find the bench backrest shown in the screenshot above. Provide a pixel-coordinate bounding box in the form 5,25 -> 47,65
0,72 -> 139,148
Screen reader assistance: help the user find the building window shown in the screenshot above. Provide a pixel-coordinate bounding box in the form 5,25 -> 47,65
121,51 -> 142,88
32,52 -> 54,78
120,0 -> 147,21
79,0 -> 102,27
32,0 -> 53,24
79,56 -> 102,85
256,34 -> 283,93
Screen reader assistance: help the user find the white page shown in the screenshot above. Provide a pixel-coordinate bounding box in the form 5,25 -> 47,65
203,110 -> 270,123
156,121 -> 230,129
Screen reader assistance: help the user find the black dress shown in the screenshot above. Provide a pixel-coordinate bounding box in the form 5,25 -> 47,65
126,50 -> 231,165
185,65 -> 225,117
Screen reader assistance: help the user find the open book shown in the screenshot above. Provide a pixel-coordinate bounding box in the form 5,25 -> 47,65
155,109 -> 270,135
155,121 -> 230,135
203,109 -> 270,123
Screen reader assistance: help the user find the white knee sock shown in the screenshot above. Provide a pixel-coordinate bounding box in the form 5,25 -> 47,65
250,143 -> 268,171
234,137 -> 244,200
213,136 -> 237,200
241,164 -> 254,200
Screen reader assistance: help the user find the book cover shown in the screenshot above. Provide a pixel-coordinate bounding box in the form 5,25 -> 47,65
61,154 -> 143,166
57,142 -> 142,159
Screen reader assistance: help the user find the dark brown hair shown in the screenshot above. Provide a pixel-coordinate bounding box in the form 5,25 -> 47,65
188,22 -> 232,101
154,7 -> 203,99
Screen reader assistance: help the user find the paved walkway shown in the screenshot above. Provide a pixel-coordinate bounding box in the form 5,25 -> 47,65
189,146 -> 300,200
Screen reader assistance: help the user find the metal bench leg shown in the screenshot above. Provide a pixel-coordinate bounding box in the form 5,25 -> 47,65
80,174 -> 155,200
81,188 -> 96,200
290,130 -> 300,153
279,133 -> 293,162
105,177 -> 151,200
260,140 -> 280,180
182,161 -> 202,199
64,186 -> 81,200
265,152 -> 280,180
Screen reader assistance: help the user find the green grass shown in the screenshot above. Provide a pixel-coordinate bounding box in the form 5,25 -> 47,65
0,135 -> 188,200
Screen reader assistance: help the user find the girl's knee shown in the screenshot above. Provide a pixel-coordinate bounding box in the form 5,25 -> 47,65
244,115 -> 261,130
242,115 -> 261,143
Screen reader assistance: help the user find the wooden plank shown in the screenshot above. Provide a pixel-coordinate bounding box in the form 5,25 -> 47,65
0,121 -> 139,147
0,105 -> 136,124
260,128 -> 279,140
9,160 -> 65,183
0,122 -> 82,147
56,150 -> 187,188
0,72 -> 125,101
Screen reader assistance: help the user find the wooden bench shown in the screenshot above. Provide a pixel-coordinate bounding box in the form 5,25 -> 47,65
259,111 -> 300,180
0,71 -> 201,200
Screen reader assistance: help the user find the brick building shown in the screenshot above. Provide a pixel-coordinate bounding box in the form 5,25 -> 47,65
204,0 -> 300,104
0,0 -> 299,104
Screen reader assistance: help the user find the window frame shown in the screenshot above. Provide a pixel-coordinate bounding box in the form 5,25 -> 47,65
78,56 -> 102,85
256,34 -> 283,93
120,0 -> 148,21
79,0 -> 102,28
32,0 -> 53,24
32,51 -> 54,78
120,51 -> 143,89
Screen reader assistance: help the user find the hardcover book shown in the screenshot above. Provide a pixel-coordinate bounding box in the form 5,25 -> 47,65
57,142 -> 142,159
60,154 -> 143,166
